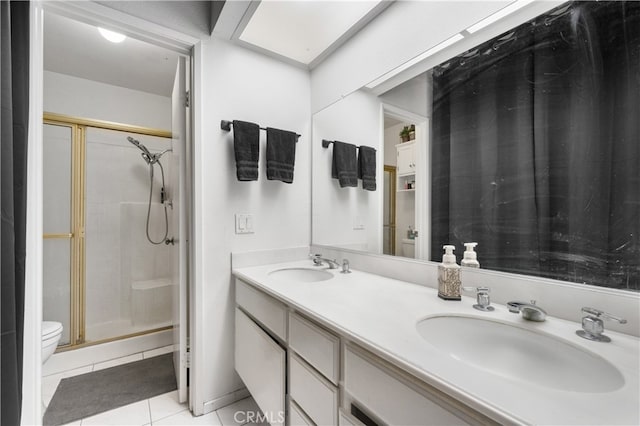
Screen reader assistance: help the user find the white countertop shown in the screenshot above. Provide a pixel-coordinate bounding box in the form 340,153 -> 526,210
233,260 -> 640,425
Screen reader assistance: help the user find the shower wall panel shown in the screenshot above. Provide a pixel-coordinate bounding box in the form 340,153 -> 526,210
84,127 -> 173,342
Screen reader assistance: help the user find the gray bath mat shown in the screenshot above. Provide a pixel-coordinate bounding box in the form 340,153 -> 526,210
43,352 -> 176,426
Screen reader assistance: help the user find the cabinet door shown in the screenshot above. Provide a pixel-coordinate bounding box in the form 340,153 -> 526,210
396,143 -> 415,175
235,308 -> 286,425
344,344 -> 477,426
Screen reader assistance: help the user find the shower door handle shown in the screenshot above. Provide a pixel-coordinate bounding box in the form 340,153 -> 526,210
43,233 -> 74,239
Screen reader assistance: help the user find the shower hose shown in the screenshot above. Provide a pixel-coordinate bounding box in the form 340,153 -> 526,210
145,159 -> 170,245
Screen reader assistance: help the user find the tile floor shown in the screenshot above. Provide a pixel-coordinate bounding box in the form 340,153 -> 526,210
43,345 -> 263,425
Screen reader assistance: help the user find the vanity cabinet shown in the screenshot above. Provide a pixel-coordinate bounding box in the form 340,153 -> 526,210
288,312 -> 340,425
235,280 -> 287,426
343,344 -> 483,426
235,278 -> 492,426
234,308 -> 286,426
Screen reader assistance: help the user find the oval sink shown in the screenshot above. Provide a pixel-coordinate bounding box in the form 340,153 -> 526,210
416,315 -> 624,393
268,267 -> 334,283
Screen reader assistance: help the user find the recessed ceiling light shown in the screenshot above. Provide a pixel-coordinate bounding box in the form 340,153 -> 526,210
98,27 -> 126,43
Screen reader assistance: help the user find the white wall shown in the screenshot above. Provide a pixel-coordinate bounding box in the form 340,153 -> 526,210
195,38 -> 311,411
310,1 -> 507,113
380,72 -> 430,119
44,70 -> 171,129
312,90 -> 382,252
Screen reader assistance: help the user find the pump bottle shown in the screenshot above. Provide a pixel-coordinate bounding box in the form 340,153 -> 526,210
461,242 -> 480,268
438,245 -> 461,300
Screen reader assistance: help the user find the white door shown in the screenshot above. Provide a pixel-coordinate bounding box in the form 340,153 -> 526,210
171,56 -> 189,403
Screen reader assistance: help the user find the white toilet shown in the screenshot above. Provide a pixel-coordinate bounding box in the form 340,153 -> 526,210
401,238 -> 415,258
42,321 -> 63,364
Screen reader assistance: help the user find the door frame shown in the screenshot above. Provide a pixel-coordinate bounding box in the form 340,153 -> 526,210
382,104 -> 429,260
25,1 -> 202,421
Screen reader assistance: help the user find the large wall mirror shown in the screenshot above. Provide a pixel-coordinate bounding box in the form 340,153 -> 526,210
312,1 -> 639,292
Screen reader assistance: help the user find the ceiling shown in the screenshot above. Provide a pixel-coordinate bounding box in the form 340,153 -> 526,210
44,11 -> 181,97
43,1 -> 390,96
238,1 -> 384,67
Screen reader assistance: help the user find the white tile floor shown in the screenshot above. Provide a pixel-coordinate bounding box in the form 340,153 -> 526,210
43,345 -> 263,425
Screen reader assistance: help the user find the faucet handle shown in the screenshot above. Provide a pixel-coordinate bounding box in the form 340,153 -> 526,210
577,307 -> 626,342
341,259 -> 351,274
309,253 -> 322,266
581,307 -> 627,324
462,286 -> 494,312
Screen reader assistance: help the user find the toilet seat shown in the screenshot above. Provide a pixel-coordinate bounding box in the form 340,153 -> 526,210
42,321 -> 63,339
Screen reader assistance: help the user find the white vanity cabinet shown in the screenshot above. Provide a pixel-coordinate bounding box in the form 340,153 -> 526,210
235,278 -> 493,426
234,280 -> 287,426
343,344 -> 487,426
288,312 -> 340,425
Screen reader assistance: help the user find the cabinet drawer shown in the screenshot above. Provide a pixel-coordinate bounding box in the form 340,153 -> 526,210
289,399 -> 314,426
289,312 -> 339,384
290,353 -> 338,426
236,279 -> 286,340
234,308 -> 285,426
339,409 -> 366,426
344,344 -> 473,426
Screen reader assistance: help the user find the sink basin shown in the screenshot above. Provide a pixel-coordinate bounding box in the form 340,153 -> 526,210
268,267 -> 334,283
416,315 -> 624,393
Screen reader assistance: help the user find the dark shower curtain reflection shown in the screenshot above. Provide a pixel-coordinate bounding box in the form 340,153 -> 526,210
1,0 -> 30,424
431,1 -> 640,290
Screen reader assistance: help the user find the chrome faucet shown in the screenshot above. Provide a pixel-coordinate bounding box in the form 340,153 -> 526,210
507,300 -> 547,322
309,253 -> 339,269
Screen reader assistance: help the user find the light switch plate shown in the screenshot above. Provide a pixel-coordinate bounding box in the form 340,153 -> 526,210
235,213 -> 255,234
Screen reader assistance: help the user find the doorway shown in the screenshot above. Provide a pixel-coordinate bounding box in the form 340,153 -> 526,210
40,7 -> 192,411
382,105 -> 429,260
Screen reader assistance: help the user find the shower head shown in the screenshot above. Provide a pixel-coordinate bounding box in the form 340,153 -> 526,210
127,136 -> 154,164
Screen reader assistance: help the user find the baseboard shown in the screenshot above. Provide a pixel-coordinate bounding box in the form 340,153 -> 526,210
202,387 -> 251,415
43,329 -> 173,376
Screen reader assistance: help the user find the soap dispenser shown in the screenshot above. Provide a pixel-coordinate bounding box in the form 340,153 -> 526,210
438,245 -> 461,300
461,242 -> 480,268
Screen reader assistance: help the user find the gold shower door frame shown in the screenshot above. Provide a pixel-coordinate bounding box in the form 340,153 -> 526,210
43,118 -> 85,347
384,165 -> 397,255
43,113 -> 172,350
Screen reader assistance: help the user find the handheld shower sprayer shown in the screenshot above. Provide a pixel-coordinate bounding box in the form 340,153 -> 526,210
127,136 -> 172,164
127,136 -> 153,158
126,135 -> 173,245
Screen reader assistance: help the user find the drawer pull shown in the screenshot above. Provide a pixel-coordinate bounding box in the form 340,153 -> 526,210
351,404 -> 380,426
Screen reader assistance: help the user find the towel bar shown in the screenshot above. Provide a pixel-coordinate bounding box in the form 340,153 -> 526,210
221,120 -> 300,141
322,139 -> 362,149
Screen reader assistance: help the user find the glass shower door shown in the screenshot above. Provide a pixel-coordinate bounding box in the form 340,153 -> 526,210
43,123 -> 83,346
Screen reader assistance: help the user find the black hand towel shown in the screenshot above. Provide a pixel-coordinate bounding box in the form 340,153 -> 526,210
331,141 -> 358,188
358,145 -> 377,191
266,127 -> 297,183
232,120 -> 260,181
